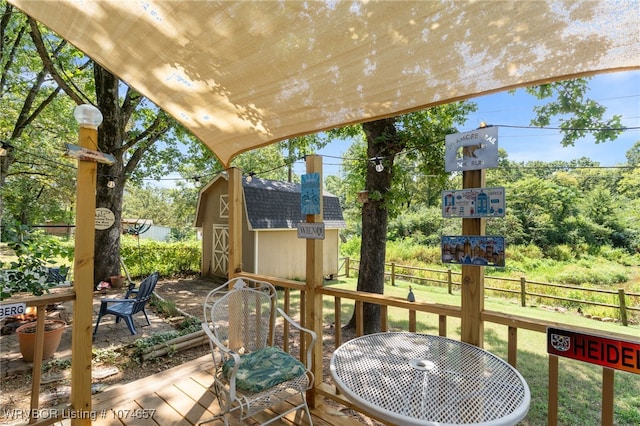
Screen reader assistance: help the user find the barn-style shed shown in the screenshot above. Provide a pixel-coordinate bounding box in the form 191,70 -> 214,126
195,173 -> 346,280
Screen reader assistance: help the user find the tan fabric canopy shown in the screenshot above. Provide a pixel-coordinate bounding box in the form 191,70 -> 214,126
9,0 -> 640,166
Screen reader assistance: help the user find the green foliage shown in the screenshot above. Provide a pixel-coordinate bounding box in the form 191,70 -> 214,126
119,236 -> 200,278
504,244 -> 544,262
150,296 -> 182,317
524,78 -> 624,146
0,223 -> 73,300
131,330 -> 182,362
549,262 -> 629,286
339,236 -> 361,258
92,347 -> 121,364
385,238 -> 441,265
42,358 -> 72,373
176,316 -> 201,333
544,245 -> 575,262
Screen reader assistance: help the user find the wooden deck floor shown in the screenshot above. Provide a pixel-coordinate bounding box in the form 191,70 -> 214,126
88,354 -> 363,426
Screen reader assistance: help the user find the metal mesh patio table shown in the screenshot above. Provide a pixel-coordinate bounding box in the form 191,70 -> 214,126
330,332 -> 530,426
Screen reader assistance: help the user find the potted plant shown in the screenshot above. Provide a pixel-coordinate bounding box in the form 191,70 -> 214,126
0,223 -> 72,361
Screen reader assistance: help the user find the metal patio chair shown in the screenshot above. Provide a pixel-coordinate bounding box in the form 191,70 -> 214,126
200,277 -> 316,425
93,271 -> 159,335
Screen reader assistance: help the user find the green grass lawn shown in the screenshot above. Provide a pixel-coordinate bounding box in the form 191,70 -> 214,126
321,278 -> 640,426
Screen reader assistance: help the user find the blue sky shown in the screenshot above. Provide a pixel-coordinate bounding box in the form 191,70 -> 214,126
293,70 -> 640,177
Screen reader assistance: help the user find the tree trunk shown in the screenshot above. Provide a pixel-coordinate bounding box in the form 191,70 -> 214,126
93,64 -> 125,286
344,118 -> 401,334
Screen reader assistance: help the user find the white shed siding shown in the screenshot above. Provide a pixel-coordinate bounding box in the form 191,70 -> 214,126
255,229 -> 340,280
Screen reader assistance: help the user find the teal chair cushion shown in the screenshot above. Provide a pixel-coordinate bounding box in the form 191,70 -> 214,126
222,346 -> 306,392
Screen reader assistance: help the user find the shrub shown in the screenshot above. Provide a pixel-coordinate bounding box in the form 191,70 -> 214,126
120,236 -> 200,278
545,245 -> 575,262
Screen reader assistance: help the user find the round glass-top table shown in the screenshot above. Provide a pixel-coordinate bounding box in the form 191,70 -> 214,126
330,332 -> 530,426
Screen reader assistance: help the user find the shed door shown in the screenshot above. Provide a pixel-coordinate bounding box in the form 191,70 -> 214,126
212,224 -> 229,277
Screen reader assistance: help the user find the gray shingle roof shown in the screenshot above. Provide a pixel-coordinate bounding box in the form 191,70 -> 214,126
243,178 -> 345,230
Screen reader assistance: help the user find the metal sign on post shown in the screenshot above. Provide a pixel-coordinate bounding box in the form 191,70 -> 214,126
301,173 -> 321,215
444,126 -> 498,172
297,222 -> 325,240
64,143 -> 116,165
441,235 -> 505,266
442,187 -> 505,218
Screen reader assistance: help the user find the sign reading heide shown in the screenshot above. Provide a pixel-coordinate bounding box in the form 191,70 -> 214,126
547,327 -> 639,375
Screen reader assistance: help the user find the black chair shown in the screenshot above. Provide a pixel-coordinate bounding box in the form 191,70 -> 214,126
93,272 -> 159,335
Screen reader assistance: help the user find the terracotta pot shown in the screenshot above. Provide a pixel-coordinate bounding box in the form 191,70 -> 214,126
16,319 -> 66,362
110,275 -> 126,288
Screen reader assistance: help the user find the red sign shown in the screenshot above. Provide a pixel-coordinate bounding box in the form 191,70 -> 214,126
547,328 -> 639,375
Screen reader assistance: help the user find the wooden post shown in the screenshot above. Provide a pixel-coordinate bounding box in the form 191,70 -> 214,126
460,169 -> 485,347
601,368 -> 614,426
71,123 -> 98,425
520,276 -> 527,307
391,262 -> 396,286
305,155 -> 323,409
227,167 -> 243,278
548,355 -> 559,425
28,307 -> 46,422
618,289 -> 627,326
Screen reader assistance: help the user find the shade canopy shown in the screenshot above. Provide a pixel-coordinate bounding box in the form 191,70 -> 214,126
9,0 -> 640,166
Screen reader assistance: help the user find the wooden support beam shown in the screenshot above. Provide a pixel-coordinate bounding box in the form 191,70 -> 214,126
228,167 -> 243,278
304,155 -> 324,409
461,169 -> 485,347
71,125 -> 97,425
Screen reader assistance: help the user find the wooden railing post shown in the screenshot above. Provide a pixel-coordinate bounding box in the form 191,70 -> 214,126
520,276 -> 527,307
391,262 -> 396,286
408,309 -> 416,332
602,368 -> 615,426
447,269 -> 452,294
29,305 -> 46,421
549,355 -> 559,425
618,289 -> 628,326
507,326 -> 518,367
345,257 -> 350,278
334,296 -> 342,348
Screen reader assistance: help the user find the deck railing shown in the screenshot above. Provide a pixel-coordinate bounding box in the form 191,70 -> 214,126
0,288 -> 76,425
237,272 -> 638,426
4,274 -> 637,425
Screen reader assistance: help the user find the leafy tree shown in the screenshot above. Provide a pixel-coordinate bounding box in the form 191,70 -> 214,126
332,102 -> 475,333
2,4 -> 198,283
0,3 -> 78,232
625,141 -> 640,166
525,78 -> 624,146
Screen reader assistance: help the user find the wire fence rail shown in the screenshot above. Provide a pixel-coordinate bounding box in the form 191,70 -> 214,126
340,257 -> 640,326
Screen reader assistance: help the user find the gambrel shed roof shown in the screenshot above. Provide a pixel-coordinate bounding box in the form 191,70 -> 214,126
194,175 -> 345,230
244,178 -> 345,230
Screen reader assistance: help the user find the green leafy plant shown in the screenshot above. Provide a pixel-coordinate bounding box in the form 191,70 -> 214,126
0,223 -> 72,301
